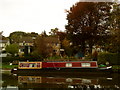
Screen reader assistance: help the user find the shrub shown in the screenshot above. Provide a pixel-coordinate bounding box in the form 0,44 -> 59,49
98,52 -> 120,65
5,44 -> 19,56
2,55 -> 43,64
47,56 -> 61,60
2,57 -> 19,64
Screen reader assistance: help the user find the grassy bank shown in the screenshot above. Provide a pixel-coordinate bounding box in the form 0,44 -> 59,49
112,65 -> 120,69
112,65 -> 120,72
2,63 -> 18,70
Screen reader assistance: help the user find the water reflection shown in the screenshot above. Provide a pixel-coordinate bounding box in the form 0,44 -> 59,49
18,76 -> 98,85
1,71 -> 120,89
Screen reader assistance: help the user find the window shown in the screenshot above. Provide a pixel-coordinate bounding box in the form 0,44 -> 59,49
81,63 -> 90,67
29,63 -> 36,67
66,63 -> 72,67
20,63 -> 29,67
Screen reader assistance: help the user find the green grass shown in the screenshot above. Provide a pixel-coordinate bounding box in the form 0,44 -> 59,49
2,63 -> 18,69
112,65 -> 120,72
112,65 -> 120,70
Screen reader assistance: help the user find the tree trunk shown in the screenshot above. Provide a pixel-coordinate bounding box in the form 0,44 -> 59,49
81,40 -> 85,56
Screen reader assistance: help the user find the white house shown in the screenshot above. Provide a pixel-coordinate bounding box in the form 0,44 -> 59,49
0,35 -> 10,57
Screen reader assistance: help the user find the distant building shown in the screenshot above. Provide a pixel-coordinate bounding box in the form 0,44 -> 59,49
0,35 -> 10,57
18,36 -> 35,56
44,36 -> 61,56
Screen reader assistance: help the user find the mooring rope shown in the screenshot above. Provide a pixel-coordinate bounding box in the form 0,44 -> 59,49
52,61 -> 61,70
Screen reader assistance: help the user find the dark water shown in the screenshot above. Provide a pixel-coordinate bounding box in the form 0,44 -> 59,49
1,71 -> 120,89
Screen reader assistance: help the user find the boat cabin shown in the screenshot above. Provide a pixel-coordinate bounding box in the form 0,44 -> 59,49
18,61 -> 98,69
42,61 -> 98,68
18,62 -> 42,69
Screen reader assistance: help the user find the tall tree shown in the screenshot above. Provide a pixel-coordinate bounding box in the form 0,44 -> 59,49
108,2 -> 120,53
34,36 -> 48,58
66,2 -> 113,55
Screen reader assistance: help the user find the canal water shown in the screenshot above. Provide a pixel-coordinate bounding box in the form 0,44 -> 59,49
1,71 -> 120,89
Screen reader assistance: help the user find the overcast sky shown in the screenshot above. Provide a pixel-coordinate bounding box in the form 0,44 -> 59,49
0,0 -> 118,37
0,0 -> 81,37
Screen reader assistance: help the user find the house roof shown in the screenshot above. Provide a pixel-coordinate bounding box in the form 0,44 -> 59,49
19,37 -> 34,43
44,36 -> 59,43
0,35 -> 9,43
0,40 -> 9,43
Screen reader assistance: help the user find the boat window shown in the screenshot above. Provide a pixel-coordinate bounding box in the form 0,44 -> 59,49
66,63 -> 72,67
29,63 -> 36,67
37,63 -> 40,67
20,64 -> 23,67
20,63 -> 29,67
81,63 -> 90,67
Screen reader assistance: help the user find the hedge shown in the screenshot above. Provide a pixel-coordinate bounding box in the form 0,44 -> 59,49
2,56 -> 43,64
98,52 -> 120,65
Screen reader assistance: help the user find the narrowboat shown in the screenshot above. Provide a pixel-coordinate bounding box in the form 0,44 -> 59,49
11,61 -> 112,75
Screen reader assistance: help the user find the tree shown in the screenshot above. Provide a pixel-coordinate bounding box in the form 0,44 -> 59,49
9,31 -> 38,44
56,31 -> 66,52
5,44 -> 19,56
9,31 -> 26,44
41,30 -> 48,37
65,2 -> 113,55
56,31 -> 66,42
49,28 -> 59,36
27,32 -> 38,37
62,38 -> 73,56
108,2 -> 120,53
34,36 -> 49,58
